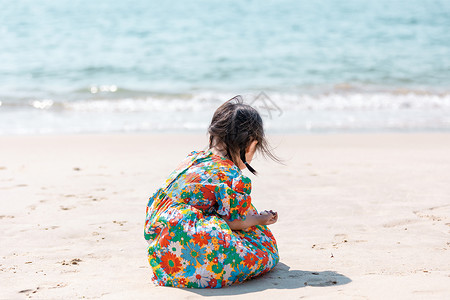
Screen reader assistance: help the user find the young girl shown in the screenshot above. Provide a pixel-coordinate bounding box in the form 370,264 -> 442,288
144,96 -> 279,288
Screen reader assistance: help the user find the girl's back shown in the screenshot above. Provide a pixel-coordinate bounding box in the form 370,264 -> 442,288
144,97 -> 280,288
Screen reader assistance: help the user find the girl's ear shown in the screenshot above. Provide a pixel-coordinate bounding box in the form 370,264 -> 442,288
246,140 -> 258,154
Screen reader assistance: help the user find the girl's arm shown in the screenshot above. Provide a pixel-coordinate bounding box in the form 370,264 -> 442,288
224,211 -> 278,231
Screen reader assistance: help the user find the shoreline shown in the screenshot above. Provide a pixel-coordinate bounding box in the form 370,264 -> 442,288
2,128 -> 450,137
1,133 -> 449,299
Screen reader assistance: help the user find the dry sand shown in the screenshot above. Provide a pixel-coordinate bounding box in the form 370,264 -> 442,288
1,133 -> 449,299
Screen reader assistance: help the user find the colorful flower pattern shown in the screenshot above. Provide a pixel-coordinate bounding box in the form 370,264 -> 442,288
144,150 -> 279,288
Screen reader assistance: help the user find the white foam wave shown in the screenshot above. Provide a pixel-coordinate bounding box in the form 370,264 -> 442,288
63,97 -> 220,113
57,92 -> 450,113
267,92 -> 450,111
2,91 -> 450,135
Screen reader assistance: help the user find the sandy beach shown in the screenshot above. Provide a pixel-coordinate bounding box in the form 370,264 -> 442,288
1,133 -> 449,299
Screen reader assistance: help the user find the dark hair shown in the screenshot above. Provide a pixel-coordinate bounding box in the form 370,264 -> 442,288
208,95 -> 280,175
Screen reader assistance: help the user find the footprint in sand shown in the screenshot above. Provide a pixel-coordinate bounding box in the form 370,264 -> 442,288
383,219 -> 419,228
414,205 -> 450,223
60,206 -> 75,211
312,234 -> 367,250
60,258 -> 82,266
43,226 -> 59,230
48,283 -> 68,289
0,183 -> 27,190
18,287 -> 39,295
112,220 -> 127,226
0,215 -> 15,220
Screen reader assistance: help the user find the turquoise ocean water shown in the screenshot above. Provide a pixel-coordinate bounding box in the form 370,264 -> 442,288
1,0 -> 450,134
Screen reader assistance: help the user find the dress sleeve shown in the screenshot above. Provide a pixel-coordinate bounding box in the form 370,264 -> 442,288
215,175 -> 252,221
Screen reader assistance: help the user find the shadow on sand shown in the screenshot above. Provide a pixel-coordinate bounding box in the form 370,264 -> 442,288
182,262 -> 352,296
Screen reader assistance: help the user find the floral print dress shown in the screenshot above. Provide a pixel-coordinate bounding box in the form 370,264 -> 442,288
144,150 -> 279,288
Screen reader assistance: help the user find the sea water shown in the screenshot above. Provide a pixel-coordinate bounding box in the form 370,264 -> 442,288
1,0 -> 450,134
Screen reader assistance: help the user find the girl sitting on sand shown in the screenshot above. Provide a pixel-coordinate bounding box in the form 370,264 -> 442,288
144,96 -> 279,288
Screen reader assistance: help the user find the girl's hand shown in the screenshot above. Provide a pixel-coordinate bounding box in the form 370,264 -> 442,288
225,210 -> 278,231
257,210 -> 278,225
